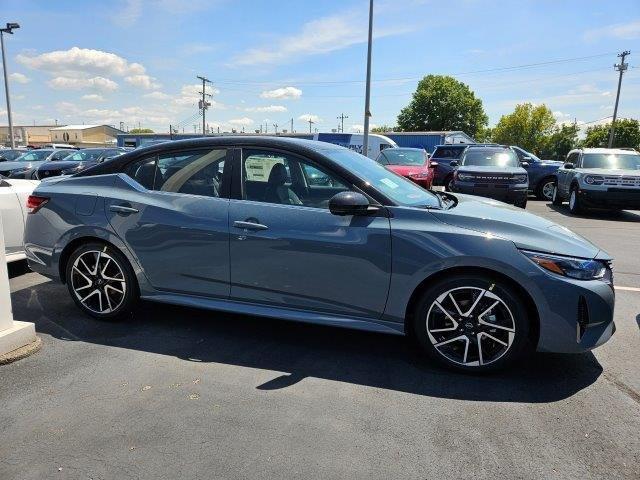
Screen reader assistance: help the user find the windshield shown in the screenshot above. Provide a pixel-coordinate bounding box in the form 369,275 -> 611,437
462,149 -> 519,167
14,150 -> 54,162
582,153 -> 640,170
65,150 -> 105,162
0,150 -> 25,161
383,149 -> 426,166
321,148 -> 441,208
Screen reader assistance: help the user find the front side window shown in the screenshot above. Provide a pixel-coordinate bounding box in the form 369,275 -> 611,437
16,150 -> 54,162
242,149 -> 349,208
566,152 -> 579,165
51,150 -> 73,161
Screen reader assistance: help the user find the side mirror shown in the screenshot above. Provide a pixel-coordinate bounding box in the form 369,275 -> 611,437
429,161 -> 438,168
564,163 -> 575,169
329,191 -> 372,216
449,160 -> 459,167
521,161 -> 530,168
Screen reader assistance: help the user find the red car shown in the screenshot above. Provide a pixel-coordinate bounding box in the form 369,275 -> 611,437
374,147 -> 435,189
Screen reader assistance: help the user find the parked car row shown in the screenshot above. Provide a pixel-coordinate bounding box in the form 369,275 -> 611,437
0,147 -> 130,180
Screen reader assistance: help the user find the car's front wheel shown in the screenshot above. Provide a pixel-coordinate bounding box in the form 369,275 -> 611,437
65,242 -> 138,320
568,185 -> 584,215
411,275 -> 531,372
444,175 -> 454,192
551,184 -> 563,205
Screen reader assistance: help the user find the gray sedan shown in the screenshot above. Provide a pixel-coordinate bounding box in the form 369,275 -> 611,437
0,149 -> 72,178
23,137 -> 615,372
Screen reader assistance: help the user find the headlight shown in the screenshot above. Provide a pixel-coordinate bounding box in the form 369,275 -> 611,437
409,172 -> 430,179
512,174 -> 528,183
522,250 -> 606,280
584,175 -> 604,185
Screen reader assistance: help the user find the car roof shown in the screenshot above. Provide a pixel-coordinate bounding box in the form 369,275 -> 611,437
574,147 -> 639,155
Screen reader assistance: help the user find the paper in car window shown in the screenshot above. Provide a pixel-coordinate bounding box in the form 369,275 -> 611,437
380,177 -> 399,189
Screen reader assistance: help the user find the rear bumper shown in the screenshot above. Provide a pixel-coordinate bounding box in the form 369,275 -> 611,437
452,182 -> 528,204
578,188 -> 640,209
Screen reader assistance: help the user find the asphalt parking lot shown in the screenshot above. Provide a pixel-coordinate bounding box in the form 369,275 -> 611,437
1,201 -> 639,480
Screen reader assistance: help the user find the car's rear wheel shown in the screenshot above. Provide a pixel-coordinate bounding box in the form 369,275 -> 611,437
551,183 -> 563,205
568,185 -> 583,215
66,242 -> 137,320
411,275 -> 531,372
536,177 -> 556,201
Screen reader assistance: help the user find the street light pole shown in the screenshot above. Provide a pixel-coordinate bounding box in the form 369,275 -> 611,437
362,0 -> 374,157
1,23 -> 20,149
608,50 -> 630,148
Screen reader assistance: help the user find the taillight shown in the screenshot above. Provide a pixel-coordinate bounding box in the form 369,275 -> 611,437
26,195 -> 49,214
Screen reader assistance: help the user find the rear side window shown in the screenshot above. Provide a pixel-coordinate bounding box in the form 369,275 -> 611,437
432,147 -> 463,159
125,149 -> 227,198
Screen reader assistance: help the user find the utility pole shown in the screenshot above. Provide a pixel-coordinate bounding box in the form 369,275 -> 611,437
1,23 -> 20,148
608,50 -> 630,148
308,118 -> 315,134
273,123 -> 278,134
290,118 -> 294,133
362,0 -> 374,157
197,75 -> 212,137
337,113 -> 349,133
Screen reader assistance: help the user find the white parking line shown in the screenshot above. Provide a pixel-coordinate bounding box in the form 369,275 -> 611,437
615,286 -> 640,292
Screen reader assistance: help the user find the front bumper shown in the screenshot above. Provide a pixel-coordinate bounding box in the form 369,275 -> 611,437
578,188 -> 640,209
452,182 -> 528,204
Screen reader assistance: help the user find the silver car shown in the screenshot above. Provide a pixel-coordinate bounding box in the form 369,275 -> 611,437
23,137 -> 616,372
553,148 -> 640,214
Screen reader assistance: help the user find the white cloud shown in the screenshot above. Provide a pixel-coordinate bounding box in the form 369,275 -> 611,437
144,91 -> 171,100
232,10 -> 412,66
48,76 -> 119,92
9,72 -> 30,84
182,43 -> 219,55
172,83 -> 222,107
17,47 -> 145,77
81,94 -> 106,102
125,74 -> 161,89
260,86 -> 302,100
228,117 -> 254,127
350,123 -> 379,133
112,0 -> 143,27
298,114 -> 320,123
584,20 -> 640,41
245,105 -> 287,113
552,111 -> 570,119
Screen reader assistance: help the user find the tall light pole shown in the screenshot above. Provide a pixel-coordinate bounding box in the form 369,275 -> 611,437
197,75 -> 212,137
1,22 -> 20,148
362,0 -> 373,157
608,50 -> 630,148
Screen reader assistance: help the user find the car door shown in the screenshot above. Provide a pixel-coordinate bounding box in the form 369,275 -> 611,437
0,179 -> 25,256
105,147 -> 231,298
558,152 -> 579,196
228,147 -> 392,319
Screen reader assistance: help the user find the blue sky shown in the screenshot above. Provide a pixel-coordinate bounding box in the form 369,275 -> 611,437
1,0 -> 639,134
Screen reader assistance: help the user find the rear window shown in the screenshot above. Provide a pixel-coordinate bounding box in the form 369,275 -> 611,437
432,146 -> 464,159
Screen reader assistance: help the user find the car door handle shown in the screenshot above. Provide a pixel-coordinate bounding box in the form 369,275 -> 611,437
109,204 -> 139,215
233,220 -> 268,230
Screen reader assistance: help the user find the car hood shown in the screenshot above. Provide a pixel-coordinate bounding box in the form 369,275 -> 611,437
430,193 -> 605,259
577,168 -> 640,176
0,160 -> 42,172
457,166 -> 527,174
386,164 -> 428,176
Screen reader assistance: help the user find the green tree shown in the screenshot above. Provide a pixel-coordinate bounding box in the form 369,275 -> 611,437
371,125 -> 396,133
583,119 -> 640,149
396,75 -> 488,137
491,103 -> 556,153
129,128 -> 154,134
539,123 -> 580,161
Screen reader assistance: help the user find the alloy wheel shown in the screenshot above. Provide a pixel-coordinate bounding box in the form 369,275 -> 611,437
425,286 -> 516,367
569,190 -> 576,210
70,250 -> 127,314
541,181 -> 555,200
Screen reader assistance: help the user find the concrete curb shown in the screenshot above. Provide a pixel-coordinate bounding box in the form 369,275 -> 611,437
0,336 -> 42,365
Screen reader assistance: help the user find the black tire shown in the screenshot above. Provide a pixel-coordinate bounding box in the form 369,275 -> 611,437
514,198 -> 527,209
410,274 -> 531,373
551,183 -> 563,206
65,242 -> 138,321
444,175 -> 454,192
535,177 -> 556,201
568,184 -> 583,215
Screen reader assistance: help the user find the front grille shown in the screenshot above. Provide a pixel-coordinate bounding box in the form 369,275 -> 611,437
469,175 -> 512,183
602,175 -> 640,187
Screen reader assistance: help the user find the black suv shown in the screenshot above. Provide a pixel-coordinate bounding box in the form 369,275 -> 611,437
449,145 -> 529,208
431,143 -> 499,188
